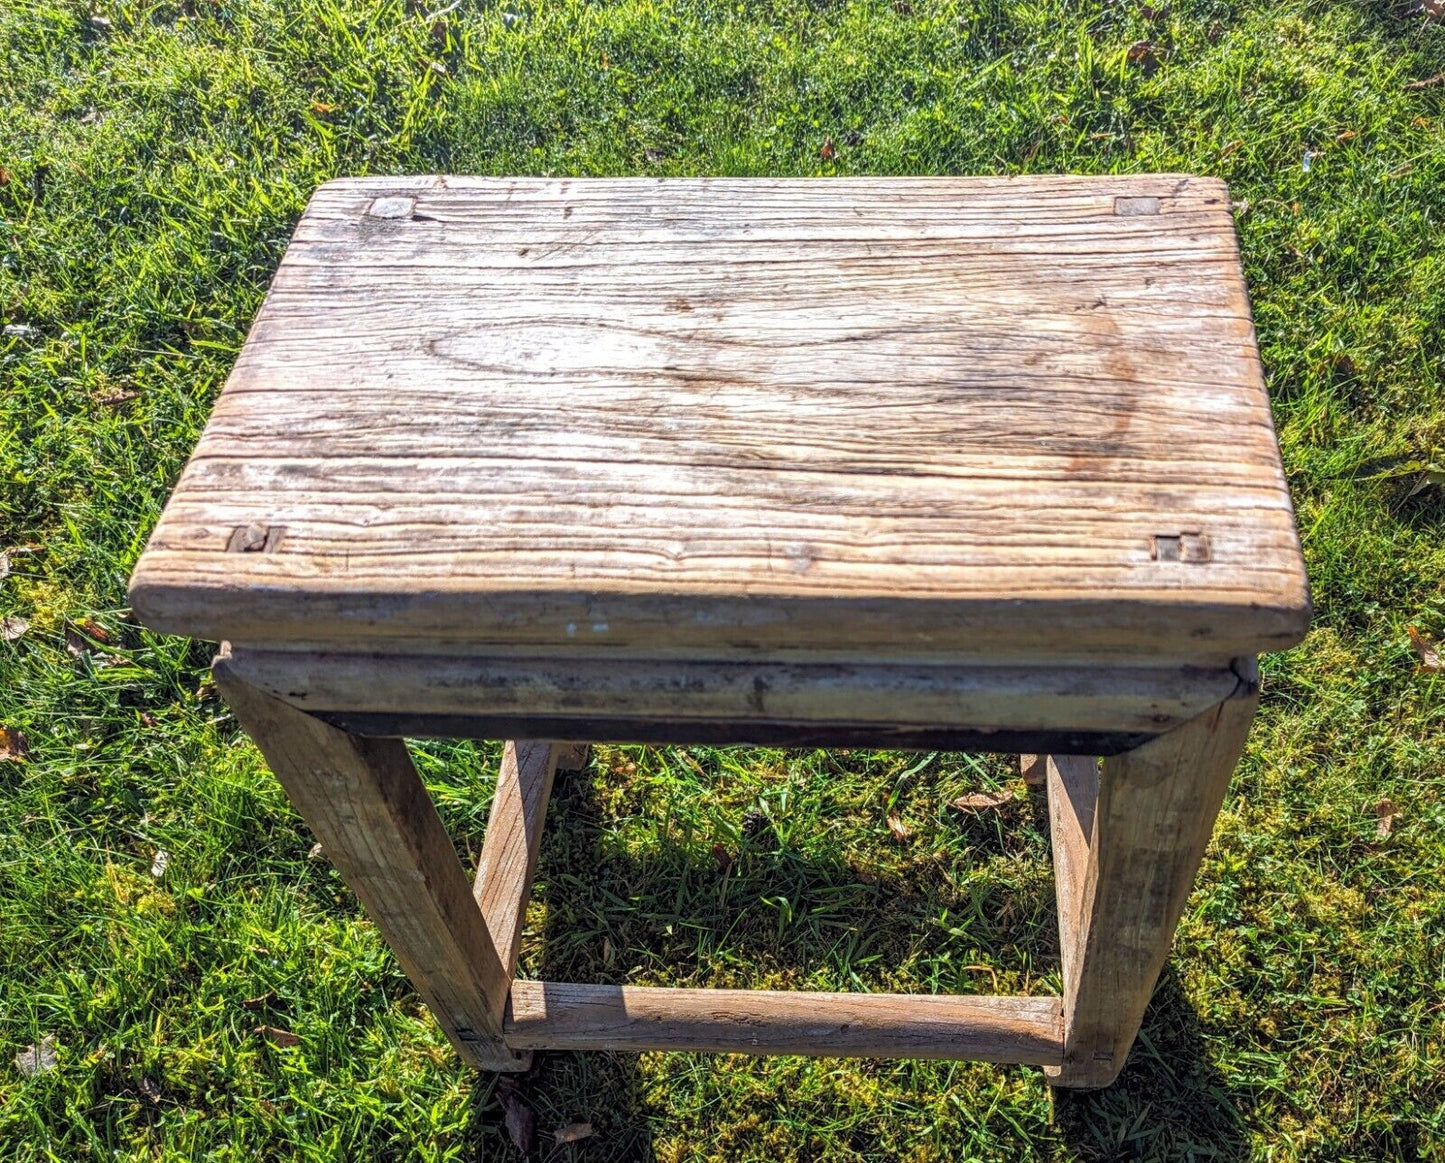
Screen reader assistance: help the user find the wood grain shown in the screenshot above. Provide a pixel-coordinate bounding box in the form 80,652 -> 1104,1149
130,176 -> 1309,663
221,647 -> 1243,740
474,741 -> 559,1011
504,982 -> 1064,1063
1047,660 -> 1259,1087
1044,754 -> 1101,995
211,650 -> 525,1071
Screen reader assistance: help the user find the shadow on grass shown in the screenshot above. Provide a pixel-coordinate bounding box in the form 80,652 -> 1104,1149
1052,971 -> 1251,1162
1017,786 -> 1252,1161
1349,0 -> 1445,41
459,753 -> 1251,1160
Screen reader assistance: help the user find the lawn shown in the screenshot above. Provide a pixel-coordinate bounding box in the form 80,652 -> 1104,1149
2,0 -> 1444,1158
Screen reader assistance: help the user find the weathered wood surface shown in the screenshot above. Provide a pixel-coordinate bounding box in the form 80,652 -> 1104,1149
474,741 -> 559,1006
1044,754 -> 1101,994
211,651 -> 526,1071
1047,660 -> 1259,1087
130,176 -> 1308,664
222,647 -> 1242,742
505,982 -> 1064,1063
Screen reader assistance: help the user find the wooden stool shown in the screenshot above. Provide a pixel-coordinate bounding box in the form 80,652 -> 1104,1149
130,176 -> 1308,1088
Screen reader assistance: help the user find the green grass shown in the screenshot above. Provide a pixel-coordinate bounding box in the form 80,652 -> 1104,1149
2,0 -> 1444,1157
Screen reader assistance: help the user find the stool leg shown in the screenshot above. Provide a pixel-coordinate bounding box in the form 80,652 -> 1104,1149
1047,660 -> 1259,1088
473,741 -> 562,1005
213,654 -> 527,1071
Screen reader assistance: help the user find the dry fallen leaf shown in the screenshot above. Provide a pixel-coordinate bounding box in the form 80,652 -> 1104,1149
1353,455 -> 1445,497
0,552 -> 8,580
15,1035 -> 57,1077
1376,797 -> 1402,839
950,788 -> 1017,812
241,991 -> 276,1010
1220,139 -> 1244,158
553,1121 -> 595,1144
307,841 -> 325,860
150,849 -> 169,878
711,842 -> 733,872
0,726 -> 28,762
1336,129 -> 1357,142
139,1076 -> 162,1105
65,618 -> 112,656
310,100 -> 338,114
499,1080 -> 535,1154
819,136 -> 837,161
886,812 -> 912,842
1408,626 -> 1443,672
1126,40 -> 1159,74
96,388 -> 140,407
255,1025 -> 300,1048
2,615 -> 30,641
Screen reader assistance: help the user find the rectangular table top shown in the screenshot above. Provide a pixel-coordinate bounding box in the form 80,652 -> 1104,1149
130,176 -> 1309,664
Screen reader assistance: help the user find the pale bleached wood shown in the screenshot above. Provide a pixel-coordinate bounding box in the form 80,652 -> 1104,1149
1044,754 -> 1101,993
129,176 -> 1309,663
219,648 -> 1241,741
1047,660 -> 1259,1088
211,650 -> 526,1070
474,741 -> 559,1006
504,982 -> 1063,1064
